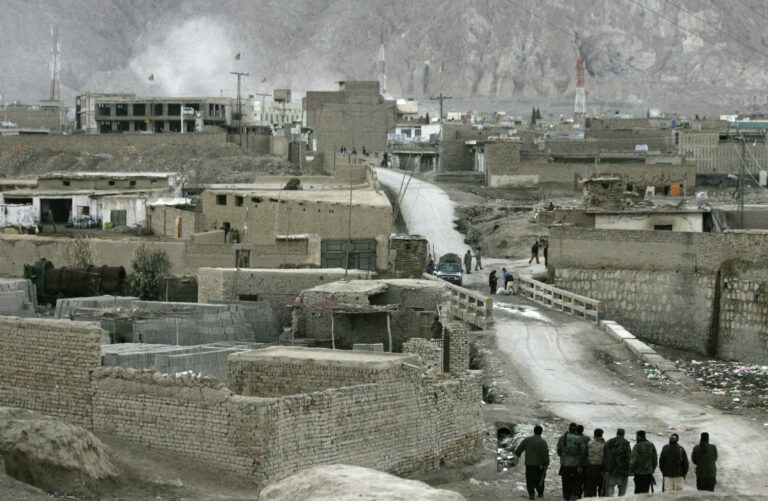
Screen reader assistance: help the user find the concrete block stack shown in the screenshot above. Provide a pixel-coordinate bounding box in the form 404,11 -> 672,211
389,235 -> 429,278
0,278 -> 37,317
445,321 -> 470,375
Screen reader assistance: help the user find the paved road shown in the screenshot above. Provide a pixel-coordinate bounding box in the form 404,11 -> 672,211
381,169 -> 768,495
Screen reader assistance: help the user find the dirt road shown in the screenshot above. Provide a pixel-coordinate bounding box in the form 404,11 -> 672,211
385,170 -> 768,496
377,168 -> 470,257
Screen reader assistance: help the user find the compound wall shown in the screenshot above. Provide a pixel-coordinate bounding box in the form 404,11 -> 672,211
0,132 -> 227,155
549,226 -> 768,362
0,316 -> 102,427
198,268 -> 372,327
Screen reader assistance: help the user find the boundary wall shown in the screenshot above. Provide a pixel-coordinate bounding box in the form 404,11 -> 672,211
549,226 -> 768,362
0,316 -> 102,427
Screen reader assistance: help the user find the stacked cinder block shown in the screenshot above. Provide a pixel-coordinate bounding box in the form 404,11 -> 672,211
197,268 -> 371,328
0,278 -> 37,317
444,322 -> 470,375
402,338 -> 442,372
389,235 -> 429,278
0,316 -> 102,427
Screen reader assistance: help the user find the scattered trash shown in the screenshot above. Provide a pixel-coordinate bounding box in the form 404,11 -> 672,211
678,360 -> 768,408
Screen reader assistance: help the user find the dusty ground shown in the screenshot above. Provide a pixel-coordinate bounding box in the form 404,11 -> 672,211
0,142 -> 296,184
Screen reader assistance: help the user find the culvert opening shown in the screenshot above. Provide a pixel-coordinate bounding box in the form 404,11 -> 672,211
495,422 -> 518,472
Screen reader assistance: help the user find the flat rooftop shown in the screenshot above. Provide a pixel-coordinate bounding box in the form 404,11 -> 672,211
229,346 -> 418,369
307,280 -> 388,295
206,187 -> 391,207
41,171 -> 176,180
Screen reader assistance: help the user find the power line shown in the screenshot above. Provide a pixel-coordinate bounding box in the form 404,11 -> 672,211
731,0 -> 768,23
662,0 -> 768,63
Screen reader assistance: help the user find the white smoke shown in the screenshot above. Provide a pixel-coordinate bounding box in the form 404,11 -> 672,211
128,17 -> 239,96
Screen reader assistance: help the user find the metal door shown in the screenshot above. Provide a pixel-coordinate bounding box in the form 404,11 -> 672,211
321,239 -> 376,270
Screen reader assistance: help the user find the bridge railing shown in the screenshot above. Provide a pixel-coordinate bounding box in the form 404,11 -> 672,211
422,273 -> 493,329
509,274 -> 604,323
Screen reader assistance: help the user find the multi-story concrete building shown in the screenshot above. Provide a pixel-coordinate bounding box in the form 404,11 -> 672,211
304,81 -> 396,172
76,93 -> 231,134
251,89 -> 303,126
677,129 -> 768,180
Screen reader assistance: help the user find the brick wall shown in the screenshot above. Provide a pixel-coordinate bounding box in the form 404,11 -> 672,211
445,321 -> 470,375
227,348 -> 420,397
0,316 -> 102,426
198,268 -> 371,328
403,338 -> 442,372
91,367 -> 256,476
90,362 -> 482,482
148,206 -> 203,238
389,236 -> 429,278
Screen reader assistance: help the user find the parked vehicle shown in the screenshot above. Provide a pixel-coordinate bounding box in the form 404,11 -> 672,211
435,253 -> 462,286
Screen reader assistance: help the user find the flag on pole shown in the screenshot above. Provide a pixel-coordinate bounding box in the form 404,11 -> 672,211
148,74 -> 154,81
439,63 -> 444,73
261,76 -> 267,83
234,53 -> 241,60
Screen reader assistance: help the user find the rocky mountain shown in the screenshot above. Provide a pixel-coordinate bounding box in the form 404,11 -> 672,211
2,0 -> 768,113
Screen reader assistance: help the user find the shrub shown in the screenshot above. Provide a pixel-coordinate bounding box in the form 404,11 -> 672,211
128,244 -> 171,300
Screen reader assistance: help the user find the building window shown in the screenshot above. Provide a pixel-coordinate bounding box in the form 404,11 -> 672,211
62,181 -> 70,186
654,224 -> 673,231
130,180 -> 136,186
108,180 -> 115,186
235,195 -> 244,207
216,194 -> 227,206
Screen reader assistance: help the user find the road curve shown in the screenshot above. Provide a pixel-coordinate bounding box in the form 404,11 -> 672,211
383,171 -> 768,495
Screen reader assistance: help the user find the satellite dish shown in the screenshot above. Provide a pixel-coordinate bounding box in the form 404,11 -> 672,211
696,192 -> 710,208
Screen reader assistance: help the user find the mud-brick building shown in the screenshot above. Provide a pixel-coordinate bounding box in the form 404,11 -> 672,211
200,185 -> 392,271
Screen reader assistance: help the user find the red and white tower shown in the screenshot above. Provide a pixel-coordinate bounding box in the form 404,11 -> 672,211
574,58 -> 586,125
49,26 -> 61,102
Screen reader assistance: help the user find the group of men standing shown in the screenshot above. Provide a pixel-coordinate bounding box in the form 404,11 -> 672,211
514,423 -> 718,500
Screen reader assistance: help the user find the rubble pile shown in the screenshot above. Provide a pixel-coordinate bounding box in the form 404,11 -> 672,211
680,360 -> 768,408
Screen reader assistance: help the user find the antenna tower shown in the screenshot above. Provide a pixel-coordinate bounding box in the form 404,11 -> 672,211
378,31 -> 387,96
574,58 -> 586,125
49,26 -> 61,102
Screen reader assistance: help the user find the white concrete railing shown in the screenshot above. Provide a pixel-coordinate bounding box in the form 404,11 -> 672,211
422,273 -> 493,329
510,274 -> 605,323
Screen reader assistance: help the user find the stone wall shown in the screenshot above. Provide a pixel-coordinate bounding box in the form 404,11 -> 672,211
0,316 -> 102,427
148,206 -> 204,238
549,226 -> 768,361
552,268 -> 716,353
717,260 -> 768,363
198,268 -> 371,328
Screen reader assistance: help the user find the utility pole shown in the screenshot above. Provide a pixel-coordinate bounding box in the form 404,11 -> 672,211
230,71 -> 249,147
739,136 -> 746,229
430,93 -> 452,172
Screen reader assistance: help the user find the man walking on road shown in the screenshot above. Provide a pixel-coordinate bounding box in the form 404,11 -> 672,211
691,432 -> 717,491
575,424 -> 590,498
604,428 -> 632,497
629,430 -> 657,494
659,433 -> 688,492
515,425 -> 549,500
529,240 -> 540,264
557,423 -> 585,501
488,270 -> 498,295
463,250 -> 472,274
